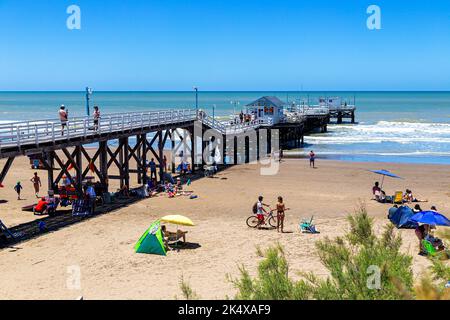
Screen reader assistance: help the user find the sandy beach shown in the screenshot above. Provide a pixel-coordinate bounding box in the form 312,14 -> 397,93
0,155 -> 449,300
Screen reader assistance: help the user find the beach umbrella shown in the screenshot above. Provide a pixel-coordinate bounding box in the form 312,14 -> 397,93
409,211 -> 450,227
160,215 -> 195,226
370,169 -> 402,189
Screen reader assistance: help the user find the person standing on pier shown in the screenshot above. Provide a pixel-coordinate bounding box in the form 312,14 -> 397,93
93,106 -> 101,131
309,150 -> 316,168
59,105 -> 68,136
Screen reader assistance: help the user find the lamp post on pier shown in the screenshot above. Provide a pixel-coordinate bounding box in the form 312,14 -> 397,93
230,100 -> 240,115
85,87 -> 93,116
212,104 -> 216,127
193,86 -> 199,113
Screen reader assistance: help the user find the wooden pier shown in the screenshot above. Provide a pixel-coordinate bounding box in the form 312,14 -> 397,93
0,104 -> 347,196
329,106 -> 356,124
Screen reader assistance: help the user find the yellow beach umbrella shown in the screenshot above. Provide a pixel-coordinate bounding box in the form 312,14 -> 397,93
160,215 -> 195,227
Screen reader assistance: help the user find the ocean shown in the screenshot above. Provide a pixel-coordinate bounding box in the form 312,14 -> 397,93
1,91 -> 450,165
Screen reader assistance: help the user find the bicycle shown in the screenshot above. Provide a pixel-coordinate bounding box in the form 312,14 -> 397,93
246,209 -> 277,228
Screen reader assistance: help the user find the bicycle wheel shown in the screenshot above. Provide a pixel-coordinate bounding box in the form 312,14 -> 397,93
246,216 -> 260,228
268,216 -> 277,228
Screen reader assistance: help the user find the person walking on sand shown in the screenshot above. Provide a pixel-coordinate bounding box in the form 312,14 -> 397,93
30,172 -> 42,198
93,106 -> 101,131
276,196 -> 290,233
59,105 -> 68,136
14,181 -> 23,200
309,150 -> 316,168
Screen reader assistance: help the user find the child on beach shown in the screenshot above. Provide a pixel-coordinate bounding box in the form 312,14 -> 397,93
309,150 -> 316,168
30,172 -> 42,198
276,196 -> 290,233
14,181 -> 23,200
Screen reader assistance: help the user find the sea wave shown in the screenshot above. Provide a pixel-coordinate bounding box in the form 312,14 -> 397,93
305,120 -> 450,145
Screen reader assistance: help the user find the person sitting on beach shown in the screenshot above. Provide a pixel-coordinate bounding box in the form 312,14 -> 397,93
424,225 -> 446,252
161,225 -> 187,249
413,204 -> 423,213
430,206 -> 438,212
374,188 -> 388,203
372,182 -> 381,197
119,184 -> 130,198
403,189 -> 427,203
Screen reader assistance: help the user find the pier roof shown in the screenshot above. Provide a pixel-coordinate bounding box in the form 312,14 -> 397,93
246,96 -> 286,108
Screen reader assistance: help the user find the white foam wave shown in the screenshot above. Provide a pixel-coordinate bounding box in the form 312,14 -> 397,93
306,120 -> 450,145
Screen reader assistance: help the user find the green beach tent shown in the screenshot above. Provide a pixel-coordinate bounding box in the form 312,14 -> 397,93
134,220 -> 167,256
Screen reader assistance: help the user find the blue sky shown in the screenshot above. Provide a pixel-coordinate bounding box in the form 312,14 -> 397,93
1,0 -> 450,91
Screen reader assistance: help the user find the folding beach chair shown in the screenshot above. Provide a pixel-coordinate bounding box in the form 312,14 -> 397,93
72,199 -> 95,217
300,216 -> 320,234
393,191 -> 403,204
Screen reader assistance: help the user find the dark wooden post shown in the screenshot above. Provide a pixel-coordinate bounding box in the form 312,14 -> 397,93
245,136 -> 250,163
233,136 -> 238,165
46,151 -> 55,192
337,112 -> 343,124
142,134 -> 148,186
158,131 -> 164,182
75,146 -> 83,195
222,134 -> 227,165
191,130 -> 196,172
123,138 -> 130,188
171,130 -> 176,174
137,135 -> 142,184
99,141 -> 108,192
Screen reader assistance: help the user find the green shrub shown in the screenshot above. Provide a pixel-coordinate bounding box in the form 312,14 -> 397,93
229,204 -> 415,300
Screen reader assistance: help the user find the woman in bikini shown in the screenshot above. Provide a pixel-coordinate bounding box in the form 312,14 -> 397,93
276,196 -> 290,233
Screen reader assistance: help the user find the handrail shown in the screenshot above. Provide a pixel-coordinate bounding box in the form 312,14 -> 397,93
0,108 -> 198,149
0,107 -> 279,151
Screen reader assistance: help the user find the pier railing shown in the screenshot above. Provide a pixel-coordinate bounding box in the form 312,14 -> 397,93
0,108 -> 278,151
0,109 -> 198,149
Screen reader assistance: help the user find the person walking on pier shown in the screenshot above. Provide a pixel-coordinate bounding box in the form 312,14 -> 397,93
93,106 -> 101,131
309,150 -> 316,168
59,105 -> 68,136
30,172 -> 42,198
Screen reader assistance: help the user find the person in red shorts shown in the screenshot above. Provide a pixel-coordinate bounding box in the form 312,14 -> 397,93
256,196 -> 270,228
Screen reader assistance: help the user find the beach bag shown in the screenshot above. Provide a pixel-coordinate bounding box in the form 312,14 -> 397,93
252,202 -> 258,214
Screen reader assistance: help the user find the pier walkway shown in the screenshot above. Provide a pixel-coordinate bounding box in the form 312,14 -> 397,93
0,107 -> 329,192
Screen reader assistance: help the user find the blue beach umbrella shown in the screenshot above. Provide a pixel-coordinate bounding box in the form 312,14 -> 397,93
370,169 -> 402,189
409,211 -> 450,227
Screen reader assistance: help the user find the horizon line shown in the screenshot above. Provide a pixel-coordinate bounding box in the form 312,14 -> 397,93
1,90 -> 450,93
